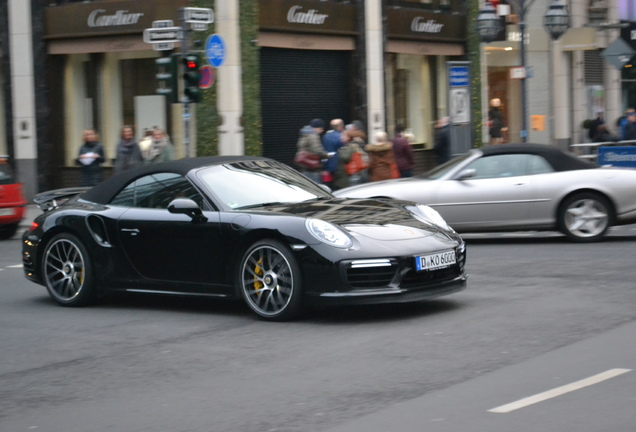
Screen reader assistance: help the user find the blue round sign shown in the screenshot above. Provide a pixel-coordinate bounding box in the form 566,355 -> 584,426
205,34 -> 226,68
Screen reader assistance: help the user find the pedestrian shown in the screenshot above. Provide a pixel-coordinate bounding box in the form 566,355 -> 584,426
620,108 -> 635,140
114,125 -> 144,175
76,128 -> 105,187
434,116 -> 451,165
592,124 -> 618,143
391,124 -> 414,177
295,118 -> 328,184
345,122 -> 369,185
365,131 -> 396,182
138,128 -> 154,160
623,113 -> 636,141
588,111 -> 604,142
488,98 -> 504,145
321,118 -> 345,189
146,127 -> 175,164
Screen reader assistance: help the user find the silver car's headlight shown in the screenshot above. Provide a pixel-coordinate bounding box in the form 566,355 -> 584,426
415,204 -> 451,230
306,218 -> 352,248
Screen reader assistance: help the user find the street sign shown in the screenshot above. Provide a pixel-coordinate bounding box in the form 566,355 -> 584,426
199,65 -> 215,89
183,7 -> 214,23
602,38 -> 635,70
149,20 -> 175,51
205,34 -> 226,68
143,27 -> 182,44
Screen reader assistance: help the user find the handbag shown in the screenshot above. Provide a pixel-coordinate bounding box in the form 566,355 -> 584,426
390,161 -> 400,179
345,151 -> 368,175
294,150 -> 321,170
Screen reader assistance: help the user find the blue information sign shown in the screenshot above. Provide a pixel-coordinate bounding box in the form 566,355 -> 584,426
597,146 -> 636,168
205,34 -> 226,68
449,66 -> 469,87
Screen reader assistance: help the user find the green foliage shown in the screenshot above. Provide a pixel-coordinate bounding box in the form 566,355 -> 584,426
468,0 -> 483,148
240,0 -> 263,156
191,0 -> 218,156
189,0 -> 261,156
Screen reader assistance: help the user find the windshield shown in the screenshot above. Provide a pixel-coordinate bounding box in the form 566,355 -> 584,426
420,152 -> 474,180
196,160 -> 332,210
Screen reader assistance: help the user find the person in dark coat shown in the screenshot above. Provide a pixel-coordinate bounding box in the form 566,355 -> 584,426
623,113 -> 636,141
391,124 -> 414,177
433,117 -> 451,165
114,125 -> 144,175
76,128 -> 105,187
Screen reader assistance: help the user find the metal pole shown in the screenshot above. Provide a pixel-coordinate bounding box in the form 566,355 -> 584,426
519,1 -> 528,143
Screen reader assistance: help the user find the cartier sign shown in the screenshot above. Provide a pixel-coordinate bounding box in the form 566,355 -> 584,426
287,6 -> 328,25
388,9 -> 465,42
259,0 -> 356,36
45,0 -> 186,39
87,9 -> 144,28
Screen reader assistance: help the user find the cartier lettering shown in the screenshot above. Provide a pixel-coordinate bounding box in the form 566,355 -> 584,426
287,5 -> 328,25
88,9 -> 144,28
411,17 -> 444,33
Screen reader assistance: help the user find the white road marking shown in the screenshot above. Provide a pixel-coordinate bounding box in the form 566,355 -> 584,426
488,368 -> 632,413
7,264 -> 23,268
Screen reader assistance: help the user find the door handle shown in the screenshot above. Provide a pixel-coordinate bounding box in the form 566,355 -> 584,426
121,228 -> 140,236
514,182 -> 528,186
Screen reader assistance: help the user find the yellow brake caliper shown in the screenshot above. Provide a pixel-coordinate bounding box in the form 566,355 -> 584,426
253,257 -> 264,295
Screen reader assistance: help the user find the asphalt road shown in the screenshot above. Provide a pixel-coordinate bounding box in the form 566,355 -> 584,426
1,216 -> 635,432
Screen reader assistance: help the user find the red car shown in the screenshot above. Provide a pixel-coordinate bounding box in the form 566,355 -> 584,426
0,157 -> 27,240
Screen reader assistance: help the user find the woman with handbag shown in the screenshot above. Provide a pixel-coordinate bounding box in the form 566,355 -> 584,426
295,118 -> 328,184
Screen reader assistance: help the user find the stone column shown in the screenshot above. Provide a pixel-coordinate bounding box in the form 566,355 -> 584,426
216,0 -> 244,155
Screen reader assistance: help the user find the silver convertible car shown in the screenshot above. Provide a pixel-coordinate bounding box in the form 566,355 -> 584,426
335,144 -> 636,242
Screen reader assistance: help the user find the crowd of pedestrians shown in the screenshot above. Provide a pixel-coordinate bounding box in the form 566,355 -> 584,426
76,125 -> 175,187
295,117 -> 422,190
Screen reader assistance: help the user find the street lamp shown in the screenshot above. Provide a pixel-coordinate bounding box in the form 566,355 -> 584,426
477,0 -> 570,143
544,1 -> 570,41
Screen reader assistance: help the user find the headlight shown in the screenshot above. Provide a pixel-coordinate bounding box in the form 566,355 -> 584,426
415,204 -> 451,230
306,218 -> 352,248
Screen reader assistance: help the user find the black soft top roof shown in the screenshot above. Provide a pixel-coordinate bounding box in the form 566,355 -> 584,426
479,143 -> 596,172
82,156 -> 270,204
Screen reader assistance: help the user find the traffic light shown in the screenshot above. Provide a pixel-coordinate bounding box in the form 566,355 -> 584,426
155,55 -> 177,104
182,54 -> 202,103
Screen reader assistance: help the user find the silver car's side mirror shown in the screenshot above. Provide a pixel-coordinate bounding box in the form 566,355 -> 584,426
455,169 -> 476,181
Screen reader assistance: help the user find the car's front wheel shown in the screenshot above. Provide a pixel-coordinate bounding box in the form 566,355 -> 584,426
42,233 -> 95,306
238,239 -> 302,321
558,193 -> 612,242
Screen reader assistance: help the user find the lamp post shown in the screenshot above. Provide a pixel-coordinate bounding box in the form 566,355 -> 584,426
477,0 -> 570,143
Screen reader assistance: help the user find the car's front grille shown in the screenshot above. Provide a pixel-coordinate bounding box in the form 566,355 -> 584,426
343,247 -> 466,290
346,259 -> 398,288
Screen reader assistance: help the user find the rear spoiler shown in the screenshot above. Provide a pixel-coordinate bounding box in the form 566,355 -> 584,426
33,187 -> 91,212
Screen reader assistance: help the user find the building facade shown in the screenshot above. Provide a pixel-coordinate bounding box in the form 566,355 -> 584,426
6,0 -> 632,198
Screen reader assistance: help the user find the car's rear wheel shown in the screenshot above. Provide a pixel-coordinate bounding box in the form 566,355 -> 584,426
0,223 -> 18,240
42,233 -> 95,306
558,193 -> 612,242
238,239 -> 302,321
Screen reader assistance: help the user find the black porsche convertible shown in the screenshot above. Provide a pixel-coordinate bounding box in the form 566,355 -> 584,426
22,156 -> 467,320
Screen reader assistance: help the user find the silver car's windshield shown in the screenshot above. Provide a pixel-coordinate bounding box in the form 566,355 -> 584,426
196,160 -> 332,210
421,152 -> 473,180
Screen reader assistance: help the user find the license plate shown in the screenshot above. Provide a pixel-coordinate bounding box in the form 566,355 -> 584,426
415,250 -> 456,271
0,208 -> 14,216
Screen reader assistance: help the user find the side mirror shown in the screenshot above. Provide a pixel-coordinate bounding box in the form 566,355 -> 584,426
168,198 -> 208,223
455,168 -> 476,181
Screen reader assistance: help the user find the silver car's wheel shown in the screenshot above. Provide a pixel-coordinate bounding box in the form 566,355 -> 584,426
558,193 -> 612,242
239,240 -> 302,321
42,233 -> 95,306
